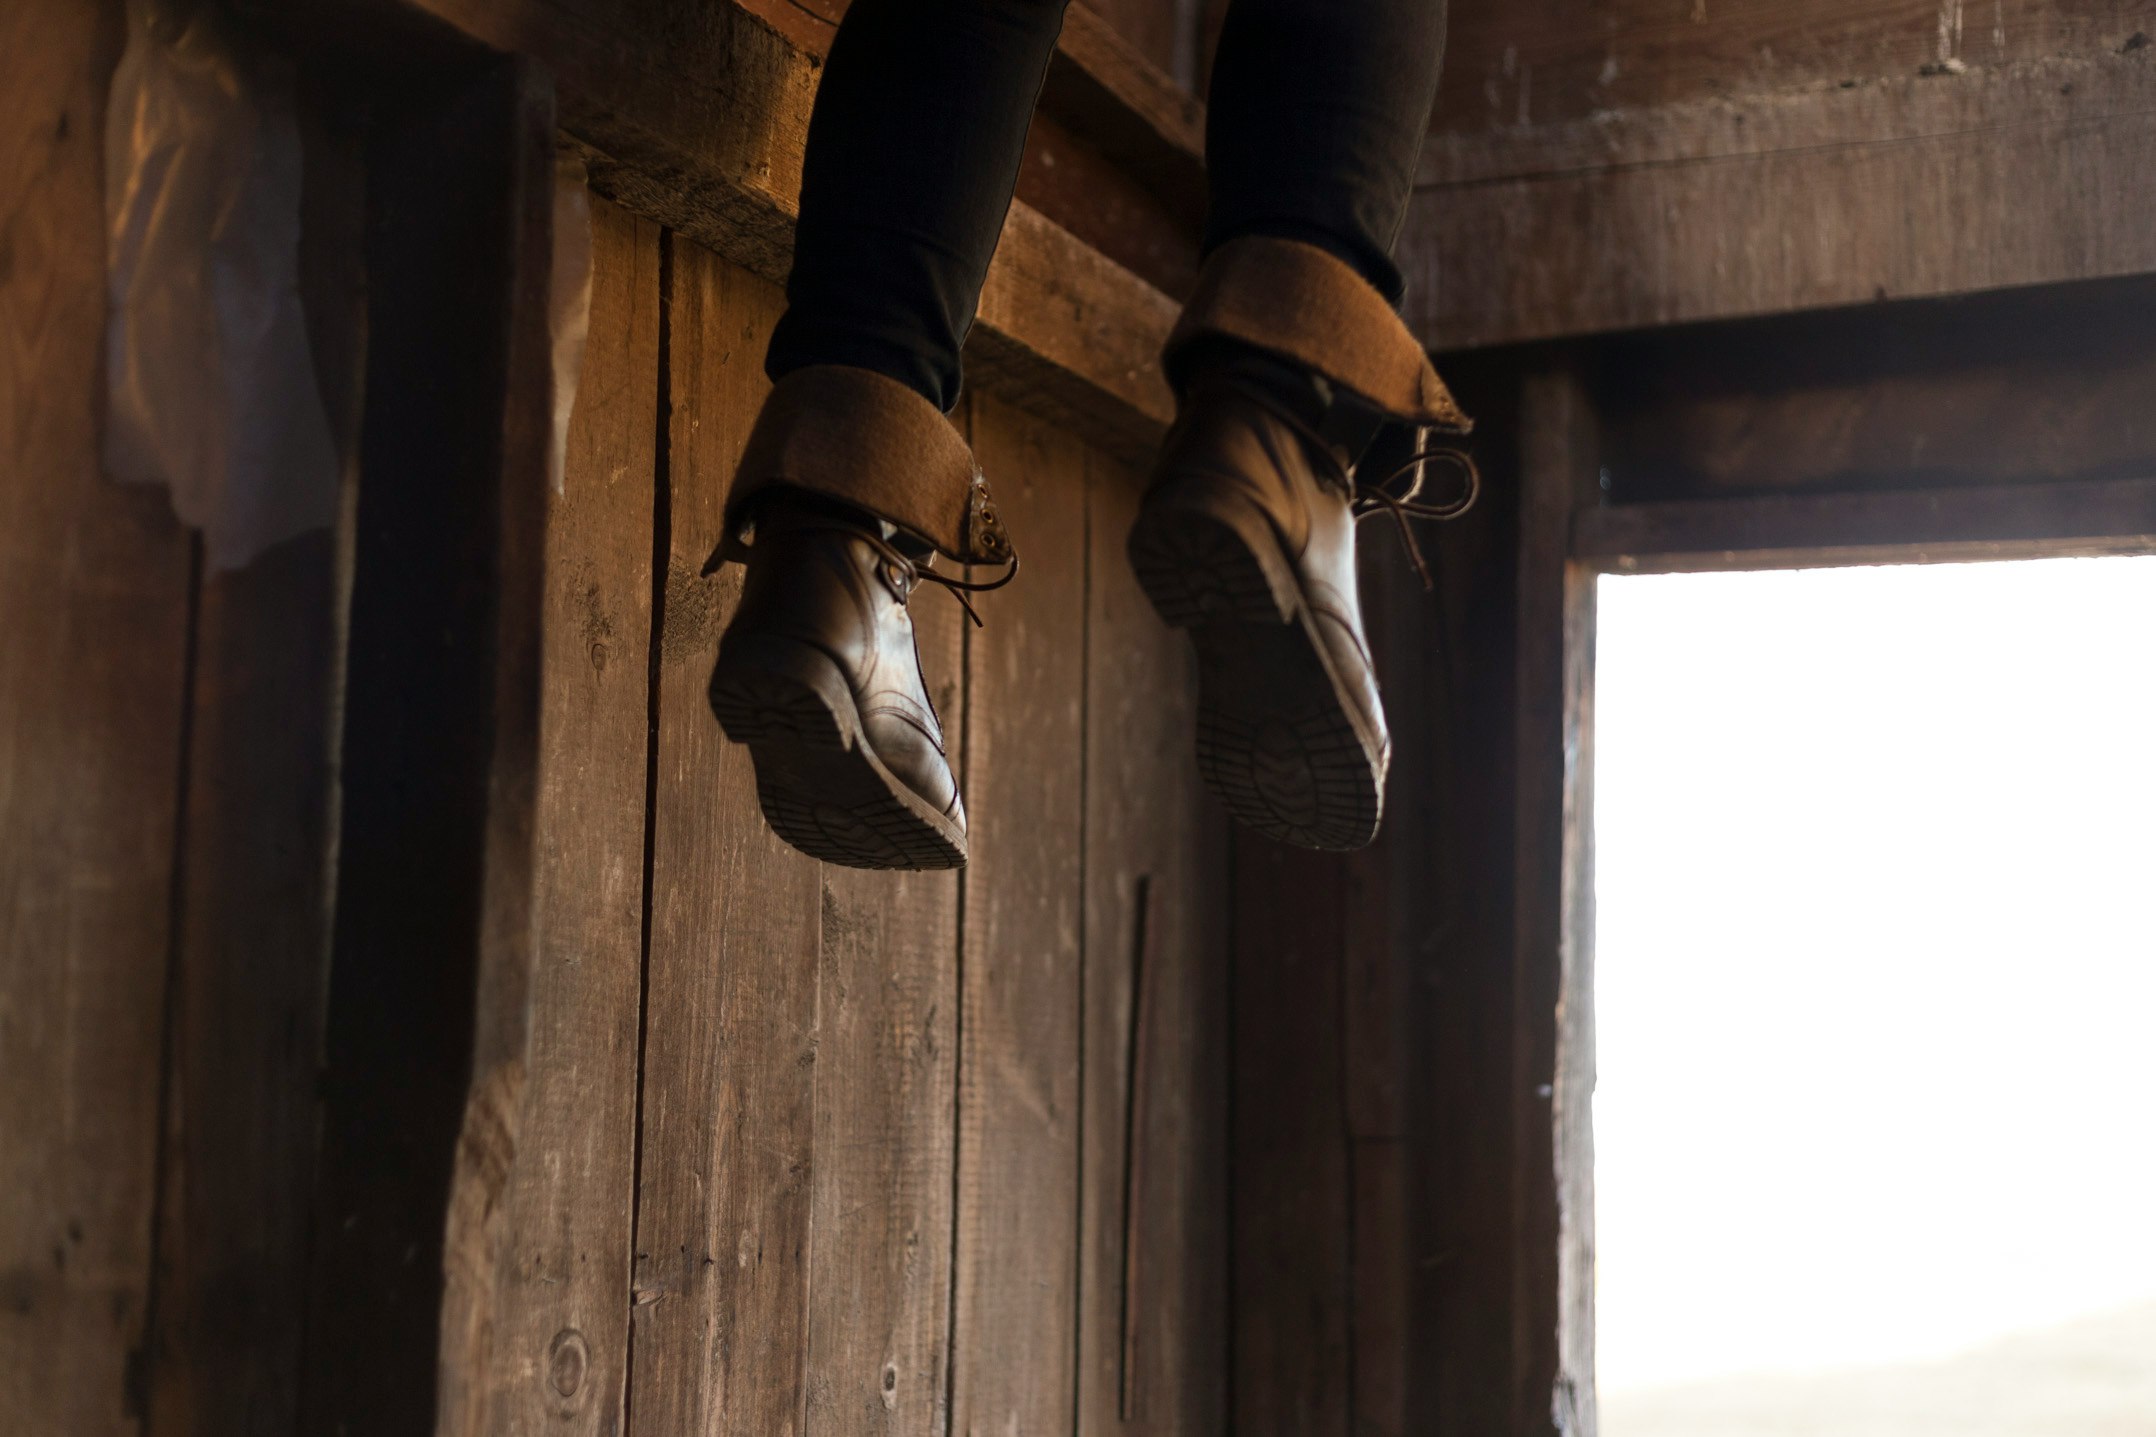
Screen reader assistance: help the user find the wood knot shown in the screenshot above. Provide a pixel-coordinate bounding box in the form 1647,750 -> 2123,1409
548,1328 -> 590,1402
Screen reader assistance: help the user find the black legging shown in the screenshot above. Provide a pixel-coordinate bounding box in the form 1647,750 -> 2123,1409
765,0 -> 1449,413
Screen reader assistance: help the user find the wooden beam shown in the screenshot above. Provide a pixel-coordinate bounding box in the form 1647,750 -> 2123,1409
1043,3 -> 1209,234
1573,475 -> 2156,574
1431,0 -> 2137,138
1407,50 -> 2156,349
262,0 -> 1183,461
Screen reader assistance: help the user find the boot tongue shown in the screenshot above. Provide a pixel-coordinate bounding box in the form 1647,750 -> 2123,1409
1194,339 -> 1388,472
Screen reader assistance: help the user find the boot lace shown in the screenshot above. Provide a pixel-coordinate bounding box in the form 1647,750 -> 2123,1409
1262,399 -> 1482,590
856,526 -> 1020,629
1348,434 -> 1481,590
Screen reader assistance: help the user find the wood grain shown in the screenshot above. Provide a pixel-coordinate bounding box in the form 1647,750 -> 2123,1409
1229,838 -> 1351,1437
1592,275 -> 2156,502
1043,3 -> 1209,227
625,243 -> 827,1435
948,393 -> 1089,1437
144,84 -> 367,1437
802,491 -> 967,1433
1511,369 -> 1600,1437
1335,545 -> 1429,1437
477,197 -> 661,1437
1392,356 -> 1535,1437
299,58 -> 556,1435
0,2 -> 194,1430
1077,452 -> 1229,1435
1434,0 -> 2144,137
1408,49 -> 2156,349
149,535 -> 343,1437
1575,474 -> 2156,573
737,0 -> 1209,214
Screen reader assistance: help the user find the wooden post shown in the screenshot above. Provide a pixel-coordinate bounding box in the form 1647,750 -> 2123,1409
298,55 -> 557,1436
1513,366 -> 1601,1437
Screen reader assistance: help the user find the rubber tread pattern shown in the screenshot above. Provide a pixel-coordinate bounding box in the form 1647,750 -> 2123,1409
1129,512 -> 1385,850
710,654 -> 967,871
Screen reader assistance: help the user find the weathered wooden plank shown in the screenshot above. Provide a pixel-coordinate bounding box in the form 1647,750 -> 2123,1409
737,0 -> 1208,214
948,392 -> 1088,1437
299,57 -> 557,1435
1044,3 -> 1208,224
1230,838 -> 1351,1437
150,535 -> 343,1437
1068,0 -> 1187,90
1592,276 -> 2156,502
626,243 -> 827,1435
802,514 -> 966,1433
474,197 -> 661,1436
1407,51 -> 2156,349
0,2 -> 194,1431
1077,453 -> 1228,1435
1019,113 -> 1201,300
145,84 -> 366,1437
1512,368 -> 1599,1437
1350,357 -> 1532,1437
1575,474 -> 2156,573
270,0 -> 1182,459
1433,0 -> 2143,138
1334,545 -> 1430,1437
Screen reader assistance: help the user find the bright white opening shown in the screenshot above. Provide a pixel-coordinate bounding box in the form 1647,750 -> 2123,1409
1593,557 -> 2156,1436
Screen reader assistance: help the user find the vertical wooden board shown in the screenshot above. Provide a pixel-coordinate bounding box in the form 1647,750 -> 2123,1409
0,1 -> 195,1431
151,532 -> 343,1437
1396,368 -> 1529,1437
301,59 -> 558,1436
147,88 -> 367,1437
1231,837 -> 1352,1437
948,392 -> 1087,1437
481,198 -> 662,1436
803,555 -> 965,1425
1076,454 -> 1229,1435
627,243 -> 824,1435
1334,545 -> 1441,1437
1511,370 -> 1600,1437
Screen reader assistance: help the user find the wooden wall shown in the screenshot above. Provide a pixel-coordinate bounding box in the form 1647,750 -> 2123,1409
3,3 -> 356,1431
448,207 -> 1234,1437
0,3 -> 1237,1418
485,211 -> 1234,1437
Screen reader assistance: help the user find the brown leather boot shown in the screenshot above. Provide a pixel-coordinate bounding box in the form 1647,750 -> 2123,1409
708,366 -> 1014,871
711,501 -> 969,870
1128,238 -> 1474,851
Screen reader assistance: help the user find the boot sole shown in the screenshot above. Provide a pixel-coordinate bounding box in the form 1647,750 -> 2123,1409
710,635 -> 967,871
1127,499 -> 1385,851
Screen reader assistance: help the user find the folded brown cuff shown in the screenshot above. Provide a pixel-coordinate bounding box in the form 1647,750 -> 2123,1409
721,365 -> 1014,567
1165,236 -> 1472,434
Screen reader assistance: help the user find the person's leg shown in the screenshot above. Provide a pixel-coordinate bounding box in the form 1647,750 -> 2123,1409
766,0 -> 1074,413
714,0 -> 1065,872
1202,0 -> 1448,307
1131,0 -> 1469,853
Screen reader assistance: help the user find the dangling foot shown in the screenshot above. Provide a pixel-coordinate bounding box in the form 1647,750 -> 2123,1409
710,500 -> 968,871
1129,354 -> 1392,851
1128,237 -> 1476,851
